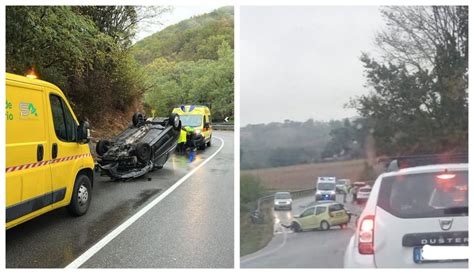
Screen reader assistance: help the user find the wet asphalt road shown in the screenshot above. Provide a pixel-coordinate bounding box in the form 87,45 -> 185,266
241,194 -> 364,268
6,131 -> 234,268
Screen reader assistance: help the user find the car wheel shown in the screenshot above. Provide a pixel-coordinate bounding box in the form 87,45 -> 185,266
292,222 -> 301,232
96,139 -> 110,156
67,174 -> 92,216
132,112 -> 145,127
169,113 -> 180,130
135,142 -> 152,163
289,205 -> 292,211
320,220 -> 330,231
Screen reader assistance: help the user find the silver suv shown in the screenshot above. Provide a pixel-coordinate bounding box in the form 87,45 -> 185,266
344,155 -> 468,268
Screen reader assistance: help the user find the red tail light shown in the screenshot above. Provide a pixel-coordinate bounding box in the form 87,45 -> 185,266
358,215 -> 375,254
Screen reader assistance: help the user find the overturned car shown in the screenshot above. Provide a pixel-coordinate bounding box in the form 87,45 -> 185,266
96,112 -> 181,179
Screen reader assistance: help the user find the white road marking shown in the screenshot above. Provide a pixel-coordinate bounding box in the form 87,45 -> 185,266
240,227 -> 289,265
66,136 -> 225,268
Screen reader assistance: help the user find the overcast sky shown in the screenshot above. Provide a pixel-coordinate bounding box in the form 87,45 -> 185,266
241,6 -> 384,126
134,5 -> 222,42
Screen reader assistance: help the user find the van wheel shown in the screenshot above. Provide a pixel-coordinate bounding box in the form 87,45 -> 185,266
67,174 -> 92,216
320,220 -> 330,231
96,140 -> 110,156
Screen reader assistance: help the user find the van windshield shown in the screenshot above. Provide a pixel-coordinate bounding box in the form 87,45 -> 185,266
318,183 -> 335,191
180,115 -> 202,127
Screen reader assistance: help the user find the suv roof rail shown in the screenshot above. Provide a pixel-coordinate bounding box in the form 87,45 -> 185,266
383,153 -> 468,172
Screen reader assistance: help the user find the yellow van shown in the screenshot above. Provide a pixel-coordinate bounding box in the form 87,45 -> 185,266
172,105 -> 212,150
6,73 -> 94,229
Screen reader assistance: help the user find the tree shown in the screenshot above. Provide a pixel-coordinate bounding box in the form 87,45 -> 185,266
351,6 -> 468,155
75,6 -> 171,49
6,6 -> 166,135
143,41 -> 234,121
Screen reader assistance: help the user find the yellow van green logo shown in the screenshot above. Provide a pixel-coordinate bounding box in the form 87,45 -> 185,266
6,100 -> 14,121
19,102 -> 39,119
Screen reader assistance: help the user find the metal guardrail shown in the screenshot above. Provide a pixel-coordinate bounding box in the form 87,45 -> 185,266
257,188 -> 315,210
212,123 -> 234,131
250,188 -> 316,223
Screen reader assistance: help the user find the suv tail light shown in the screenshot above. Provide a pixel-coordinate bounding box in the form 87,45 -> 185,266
358,215 -> 375,254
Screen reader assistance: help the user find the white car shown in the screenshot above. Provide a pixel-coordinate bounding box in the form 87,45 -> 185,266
355,186 -> 371,204
344,161 -> 468,268
274,192 -> 292,210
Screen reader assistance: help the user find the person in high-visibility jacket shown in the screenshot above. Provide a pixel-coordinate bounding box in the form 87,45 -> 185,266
177,126 -> 192,153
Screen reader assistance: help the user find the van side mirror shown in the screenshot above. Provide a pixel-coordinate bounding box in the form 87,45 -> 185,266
77,121 -> 90,144
204,122 -> 210,129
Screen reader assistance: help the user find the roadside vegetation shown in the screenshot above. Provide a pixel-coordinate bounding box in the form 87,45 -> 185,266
240,201 -> 274,257
6,6 -> 163,137
6,6 -> 234,138
240,174 -> 274,257
349,6 -> 468,156
133,6 -> 234,122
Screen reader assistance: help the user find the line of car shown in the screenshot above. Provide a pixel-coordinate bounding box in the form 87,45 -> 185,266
272,154 -> 468,268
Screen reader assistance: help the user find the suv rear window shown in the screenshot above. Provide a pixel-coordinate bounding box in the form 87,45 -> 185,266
377,171 -> 468,218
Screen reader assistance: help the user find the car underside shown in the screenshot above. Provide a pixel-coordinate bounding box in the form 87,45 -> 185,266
96,112 -> 181,179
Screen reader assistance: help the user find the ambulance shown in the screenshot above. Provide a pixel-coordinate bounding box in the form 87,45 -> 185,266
6,73 -> 94,229
172,105 -> 212,151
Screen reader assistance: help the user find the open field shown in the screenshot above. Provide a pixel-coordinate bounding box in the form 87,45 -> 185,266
241,159 -> 369,190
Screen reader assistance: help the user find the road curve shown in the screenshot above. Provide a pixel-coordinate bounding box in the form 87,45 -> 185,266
6,131 -> 234,268
241,194 -> 363,268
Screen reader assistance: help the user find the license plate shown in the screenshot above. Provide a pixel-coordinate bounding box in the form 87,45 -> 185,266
413,245 -> 468,263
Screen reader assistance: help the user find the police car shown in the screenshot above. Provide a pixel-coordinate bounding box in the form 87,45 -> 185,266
344,154 -> 468,268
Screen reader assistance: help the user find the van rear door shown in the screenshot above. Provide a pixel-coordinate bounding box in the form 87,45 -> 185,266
6,80 -> 53,224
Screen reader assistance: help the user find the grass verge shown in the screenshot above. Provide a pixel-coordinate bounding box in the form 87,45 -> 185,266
240,201 -> 274,257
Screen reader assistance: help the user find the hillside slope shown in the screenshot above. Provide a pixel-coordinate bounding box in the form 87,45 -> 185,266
133,6 -> 234,64
132,6 -> 234,121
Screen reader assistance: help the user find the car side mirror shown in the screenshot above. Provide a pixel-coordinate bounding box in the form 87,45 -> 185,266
77,121 -> 90,144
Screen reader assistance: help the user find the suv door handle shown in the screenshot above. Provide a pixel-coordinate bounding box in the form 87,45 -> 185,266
52,143 -> 58,159
37,144 -> 44,162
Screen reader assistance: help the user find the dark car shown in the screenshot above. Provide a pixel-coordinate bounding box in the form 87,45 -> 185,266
96,112 -> 181,179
